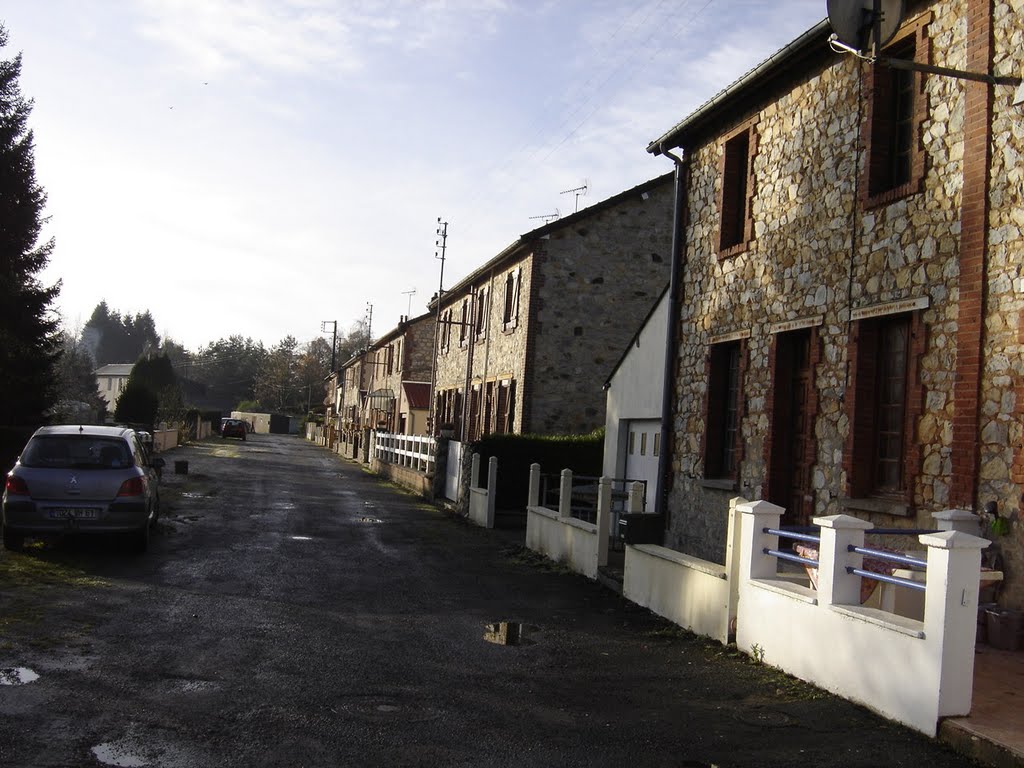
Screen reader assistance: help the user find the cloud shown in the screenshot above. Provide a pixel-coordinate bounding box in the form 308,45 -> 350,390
136,0 -> 511,79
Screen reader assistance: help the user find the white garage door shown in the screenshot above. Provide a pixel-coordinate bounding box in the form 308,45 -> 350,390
624,419 -> 661,514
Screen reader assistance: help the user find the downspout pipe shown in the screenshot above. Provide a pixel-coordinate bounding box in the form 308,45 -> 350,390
654,144 -> 688,527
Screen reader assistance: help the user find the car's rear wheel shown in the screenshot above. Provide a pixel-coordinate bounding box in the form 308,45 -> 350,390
2,524 -> 24,552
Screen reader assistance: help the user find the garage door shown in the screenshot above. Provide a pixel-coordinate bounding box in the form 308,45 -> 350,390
624,419 -> 661,514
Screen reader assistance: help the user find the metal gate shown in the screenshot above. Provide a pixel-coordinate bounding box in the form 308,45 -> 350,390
444,440 -> 464,502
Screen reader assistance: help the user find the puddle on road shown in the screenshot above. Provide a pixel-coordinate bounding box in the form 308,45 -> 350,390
91,743 -> 149,767
289,535 -> 313,541
0,667 -> 39,685
483,622 -> 534,646
356,516 -> 382,523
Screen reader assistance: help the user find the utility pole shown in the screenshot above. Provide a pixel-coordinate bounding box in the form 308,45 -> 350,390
365,303 -> 373,349
428,218 -> 448,436
321,320 -> 337,371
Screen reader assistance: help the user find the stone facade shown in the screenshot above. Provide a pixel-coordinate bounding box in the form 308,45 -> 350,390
653,0 -> 1024,608
432,174 -> 674,440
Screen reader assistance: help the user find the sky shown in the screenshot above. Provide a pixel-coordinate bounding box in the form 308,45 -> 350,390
3,0 -> 827,353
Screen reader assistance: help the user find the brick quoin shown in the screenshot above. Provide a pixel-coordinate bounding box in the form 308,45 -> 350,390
950,0 -> 993,509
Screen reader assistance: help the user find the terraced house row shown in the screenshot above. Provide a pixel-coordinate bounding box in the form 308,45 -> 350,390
325,0 -> 1024,611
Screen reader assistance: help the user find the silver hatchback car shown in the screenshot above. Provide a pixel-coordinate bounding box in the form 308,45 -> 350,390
2,425 -> 165,553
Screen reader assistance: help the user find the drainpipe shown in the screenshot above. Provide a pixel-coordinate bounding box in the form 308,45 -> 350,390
654,144 -> 688,527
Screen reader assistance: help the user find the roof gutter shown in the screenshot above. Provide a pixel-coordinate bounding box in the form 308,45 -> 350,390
653,143 -> 688,528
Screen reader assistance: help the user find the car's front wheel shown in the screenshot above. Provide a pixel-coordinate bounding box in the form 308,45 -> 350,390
2,524 -> 24,552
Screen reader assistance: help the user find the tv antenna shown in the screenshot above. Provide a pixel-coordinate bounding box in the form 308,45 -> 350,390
401,288 -> 416,318
529,209 -> 560,224
826,0 -> 1022,96
560,180 -> 588,213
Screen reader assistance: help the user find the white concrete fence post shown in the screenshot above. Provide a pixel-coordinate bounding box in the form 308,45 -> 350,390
738,500 -> 785,581
597,476 -> 611,567
815,514 -> 874,607
921,530 -> 990,717
471,453 -> 481,491
558,469 -> 573,518
726,497 -> 749,636
528,463 -> 541,508
627,482 -> 644,513
932,509 -> 982,536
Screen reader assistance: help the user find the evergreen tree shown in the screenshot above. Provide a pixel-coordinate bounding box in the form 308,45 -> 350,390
0,25 -> 60,426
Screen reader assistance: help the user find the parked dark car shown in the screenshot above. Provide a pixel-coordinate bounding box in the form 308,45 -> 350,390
1,425 -> 165,552
221,419 -> 247,441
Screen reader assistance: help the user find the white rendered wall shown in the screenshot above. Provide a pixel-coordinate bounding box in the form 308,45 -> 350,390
526,505 -> 599,580
603,292 -> 668,479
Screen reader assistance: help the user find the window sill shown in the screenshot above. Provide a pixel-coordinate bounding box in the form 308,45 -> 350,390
502,323 -> 517,334
840,497 -> 910,517
717,240 -> 750,260
700,478 -> 737,491
862,179 -> 921,210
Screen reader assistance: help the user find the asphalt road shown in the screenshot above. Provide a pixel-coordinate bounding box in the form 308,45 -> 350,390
0,434 -> 979,767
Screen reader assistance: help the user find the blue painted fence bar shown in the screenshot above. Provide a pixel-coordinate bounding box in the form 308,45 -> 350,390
849,545 -> 928,570
764,527 -> 821,544
764,548 -> 818,568
847,567 -> 927,592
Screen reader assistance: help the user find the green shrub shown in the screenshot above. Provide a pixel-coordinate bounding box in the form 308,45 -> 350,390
472,429 -> 603,509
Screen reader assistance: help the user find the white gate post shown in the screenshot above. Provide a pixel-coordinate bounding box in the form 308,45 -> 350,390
597,476 -> 611,567
558,469 -> 573,518
627,482 -> 644,513
528,463 -> 541,507
920,530 -> 990,718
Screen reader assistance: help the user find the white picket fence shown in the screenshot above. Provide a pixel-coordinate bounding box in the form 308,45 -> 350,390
372,432 -> 436,473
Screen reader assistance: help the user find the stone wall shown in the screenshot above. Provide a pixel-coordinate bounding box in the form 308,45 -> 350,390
664,0 -> 1024,599
528,176 -> 674,434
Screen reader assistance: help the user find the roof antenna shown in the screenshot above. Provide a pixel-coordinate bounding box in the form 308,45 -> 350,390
560,180 -> 588,213
529,209 -> 559,224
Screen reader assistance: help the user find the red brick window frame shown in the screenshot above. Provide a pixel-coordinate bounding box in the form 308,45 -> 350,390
843,311 -> 925,508
702,339 -> 748,483
717,118 -> 758,259
861,17 -> 930,209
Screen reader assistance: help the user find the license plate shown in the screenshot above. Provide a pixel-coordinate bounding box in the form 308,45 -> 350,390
47,508 -> 100,520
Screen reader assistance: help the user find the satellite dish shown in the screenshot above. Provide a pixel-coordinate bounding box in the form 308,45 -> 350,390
827,0 -> 905,52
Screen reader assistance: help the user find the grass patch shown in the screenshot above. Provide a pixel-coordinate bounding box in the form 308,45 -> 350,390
0,552 -> 109,590
501,544 -> 576,576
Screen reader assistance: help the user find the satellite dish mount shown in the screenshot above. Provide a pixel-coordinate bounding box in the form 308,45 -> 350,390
826,0 -> 1022,96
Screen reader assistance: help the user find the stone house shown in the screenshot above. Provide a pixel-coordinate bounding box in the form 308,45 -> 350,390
645,0 -> 1024,608
431,173 -> 675,441
335,312 -> 436,458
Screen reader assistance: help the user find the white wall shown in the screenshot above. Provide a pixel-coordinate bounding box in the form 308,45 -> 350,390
603,291 -> 668,479
526,505 -> 600,580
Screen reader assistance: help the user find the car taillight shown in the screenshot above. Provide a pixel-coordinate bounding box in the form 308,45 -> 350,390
117,477 -> 145,497
5,474 -> 29,495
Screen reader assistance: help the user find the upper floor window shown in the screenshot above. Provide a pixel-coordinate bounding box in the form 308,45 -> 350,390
475,287 -> 488,342
441,309 -> 452,353
459,300 -> 469,348
862,22 -> 928,207
502,268 -> 522,331
717,120 -> 757,257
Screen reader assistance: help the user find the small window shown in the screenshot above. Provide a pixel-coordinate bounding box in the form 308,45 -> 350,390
628,432 -> 635,455
475,288 -> 488,342
653,433 -> 661,457
640,433 -> 647,456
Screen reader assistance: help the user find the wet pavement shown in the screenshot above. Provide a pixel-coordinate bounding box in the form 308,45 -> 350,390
0,434 -> 982,767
